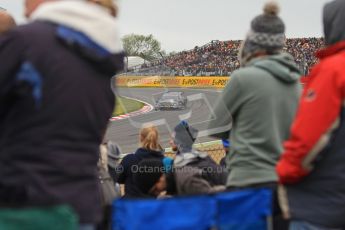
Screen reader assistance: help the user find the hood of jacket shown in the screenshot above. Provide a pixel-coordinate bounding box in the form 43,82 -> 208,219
247,53 -> 301,84
174,150 -> 208,168
134,148 -> 164,161
31,0 -> 124,75
323,0 -> 345,46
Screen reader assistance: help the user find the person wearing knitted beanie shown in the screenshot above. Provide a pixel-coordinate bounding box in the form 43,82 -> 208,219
208,2 -> 302,230
239,2 -> 286,66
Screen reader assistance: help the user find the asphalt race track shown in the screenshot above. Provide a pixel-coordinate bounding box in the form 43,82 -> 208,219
105,87 -> 223,154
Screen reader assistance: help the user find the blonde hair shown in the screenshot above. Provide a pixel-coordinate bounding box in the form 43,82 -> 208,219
139,125 -> 162,151
89,0 -> 118,17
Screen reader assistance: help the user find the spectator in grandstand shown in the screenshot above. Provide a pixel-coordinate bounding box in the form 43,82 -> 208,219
208,2 -> 301,229
135,36 -> 323,77
169,121 -> 227,195
0,0 -> 124,229
117,125 -> 164,198
0,10 -> 16,34
285,37 -> 324,75
276,0 -> 345,229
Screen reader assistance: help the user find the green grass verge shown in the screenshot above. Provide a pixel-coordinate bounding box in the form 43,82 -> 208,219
113,96 -> 145,117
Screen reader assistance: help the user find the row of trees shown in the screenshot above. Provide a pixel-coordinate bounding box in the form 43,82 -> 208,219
122,34 -> 166,61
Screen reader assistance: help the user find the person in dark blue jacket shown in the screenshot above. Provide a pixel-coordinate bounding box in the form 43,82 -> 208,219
117,125 -> 165,198
0,0 -> 124,228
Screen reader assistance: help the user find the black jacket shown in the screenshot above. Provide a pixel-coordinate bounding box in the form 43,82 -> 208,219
117,148 -> 164,198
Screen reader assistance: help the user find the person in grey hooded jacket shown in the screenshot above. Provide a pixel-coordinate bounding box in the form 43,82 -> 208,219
170,121 -> 227,195
209,2 -> 301,188
208,2 -> 301,229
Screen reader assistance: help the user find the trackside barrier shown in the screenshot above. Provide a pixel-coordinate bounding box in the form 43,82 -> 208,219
112,188 -> 272,230
116,76 -> 230,88
116,76 -> 310,89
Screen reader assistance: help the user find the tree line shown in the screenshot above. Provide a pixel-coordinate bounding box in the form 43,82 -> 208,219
122,34 -> 168,61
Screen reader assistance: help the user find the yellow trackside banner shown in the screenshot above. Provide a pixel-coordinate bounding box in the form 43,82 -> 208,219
116,76 -> 230,88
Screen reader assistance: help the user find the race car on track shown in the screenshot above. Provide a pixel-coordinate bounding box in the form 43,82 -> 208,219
154,92 -> 187,110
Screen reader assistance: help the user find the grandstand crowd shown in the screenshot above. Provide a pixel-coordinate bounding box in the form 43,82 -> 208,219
139,37 -> 324,76
1,0 -> 345,230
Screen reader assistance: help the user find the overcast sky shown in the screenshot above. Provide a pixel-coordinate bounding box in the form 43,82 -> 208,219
1,0 -> 331,52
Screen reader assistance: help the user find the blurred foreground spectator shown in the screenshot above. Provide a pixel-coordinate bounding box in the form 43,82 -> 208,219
277,0 -> 345,229
0,9 -> 16,34
208,2 -> 301,229
0,0 -> 124,229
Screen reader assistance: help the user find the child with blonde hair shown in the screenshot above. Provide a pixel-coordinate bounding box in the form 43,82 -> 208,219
117,125 -> 165,198
139,125 -> 163,151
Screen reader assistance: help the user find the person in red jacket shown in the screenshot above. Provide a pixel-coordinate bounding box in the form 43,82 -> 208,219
276,0 -> 345,229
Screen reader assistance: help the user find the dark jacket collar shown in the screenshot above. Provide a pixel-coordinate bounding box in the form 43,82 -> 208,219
134,148 -> 163,158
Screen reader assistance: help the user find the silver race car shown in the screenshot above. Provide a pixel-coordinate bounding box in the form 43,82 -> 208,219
154,92 -> 187,110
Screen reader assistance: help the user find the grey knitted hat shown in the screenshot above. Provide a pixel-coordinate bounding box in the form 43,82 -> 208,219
240,1 -> 285,65
173,121 -> 198,154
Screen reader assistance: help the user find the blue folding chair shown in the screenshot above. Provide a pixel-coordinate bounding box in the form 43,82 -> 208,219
112,189 -> 272,230
216,189 -> 273,230
113,195 -> 217,230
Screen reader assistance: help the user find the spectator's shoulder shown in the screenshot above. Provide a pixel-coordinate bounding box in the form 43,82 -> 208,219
125,152 -> 138,160
0,26 -> 29,55
14,21 -> 55,40
0,25 -> 22,42
229,66 -> 256,84
308,55 -> 343,85
0,21 -> 49,44
120,153 -> 136,165
320,51 -> 345,73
